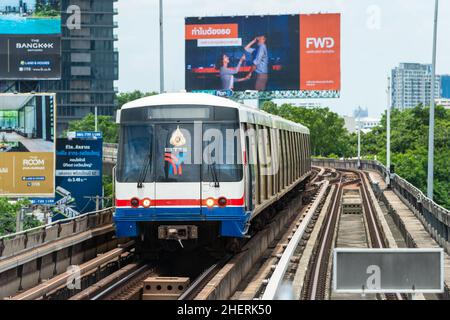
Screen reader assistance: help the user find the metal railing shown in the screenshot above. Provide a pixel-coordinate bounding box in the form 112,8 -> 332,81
312,158 -> 450,253
0,207 -> 114,260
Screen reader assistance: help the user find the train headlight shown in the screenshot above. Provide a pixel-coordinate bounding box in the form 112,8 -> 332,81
142,198 -> 151,208
218,197 -> 227,207
130,198 -> 140,208
205,198 -> 215,208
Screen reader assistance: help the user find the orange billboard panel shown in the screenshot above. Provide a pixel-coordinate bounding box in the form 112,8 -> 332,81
185,23 -> 239,40
300,14 -> 341,91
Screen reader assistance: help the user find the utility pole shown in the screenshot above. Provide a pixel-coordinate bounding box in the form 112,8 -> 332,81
16,207 -> 24,233
386,77 -> 391,187
357,106 -> 361,169
94,105 -> 98,132
427,0 -> 439,200
159,0 -> 165,93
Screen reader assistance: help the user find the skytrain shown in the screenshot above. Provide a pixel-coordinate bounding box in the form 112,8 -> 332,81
113,93 -> 311,254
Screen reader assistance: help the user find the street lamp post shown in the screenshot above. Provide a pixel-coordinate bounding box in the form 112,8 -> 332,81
386,77 -> 391,187
159,0 -> 165,93
427,0 -> 439,200
357,106 -> 361,169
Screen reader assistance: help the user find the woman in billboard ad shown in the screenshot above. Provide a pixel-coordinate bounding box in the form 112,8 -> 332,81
217,53 -> 252,90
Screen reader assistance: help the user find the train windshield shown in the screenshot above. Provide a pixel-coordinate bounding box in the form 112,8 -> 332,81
116,106 -> 242,183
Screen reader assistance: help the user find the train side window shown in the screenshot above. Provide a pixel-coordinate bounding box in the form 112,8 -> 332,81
294,132 -> 299,180
286,131 -> 291,184
258,125 -> 268,201
247,123 -> 259,206
283,130 -> 289,189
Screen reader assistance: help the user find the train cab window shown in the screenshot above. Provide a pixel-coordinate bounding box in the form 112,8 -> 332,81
202,123 -> 243,182
117,125 -> 154,183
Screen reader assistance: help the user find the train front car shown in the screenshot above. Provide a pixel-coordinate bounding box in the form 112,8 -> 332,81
114,93 -> 247,253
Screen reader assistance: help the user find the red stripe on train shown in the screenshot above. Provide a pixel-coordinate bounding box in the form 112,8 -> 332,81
116,197 -> 244,207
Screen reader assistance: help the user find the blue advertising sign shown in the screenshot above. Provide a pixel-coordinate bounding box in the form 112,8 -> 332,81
67,131 -> 103,140
30,198 -> 55,205
53,134 -> 103,219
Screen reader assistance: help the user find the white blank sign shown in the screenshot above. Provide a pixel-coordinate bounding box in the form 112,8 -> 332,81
333,248 -> 444,293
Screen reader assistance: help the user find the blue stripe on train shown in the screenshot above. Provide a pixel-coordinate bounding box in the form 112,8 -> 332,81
114,206 -> 250,238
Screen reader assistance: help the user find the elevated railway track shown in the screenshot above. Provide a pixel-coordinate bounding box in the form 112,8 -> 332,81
2,160 -> 450,300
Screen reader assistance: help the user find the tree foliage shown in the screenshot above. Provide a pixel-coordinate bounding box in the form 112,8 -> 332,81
0,198 -> 40,236
66,114 -> 119,143
360,105 -> 450,209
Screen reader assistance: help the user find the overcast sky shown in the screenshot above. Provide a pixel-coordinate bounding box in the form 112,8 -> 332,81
116,0 -> 450,117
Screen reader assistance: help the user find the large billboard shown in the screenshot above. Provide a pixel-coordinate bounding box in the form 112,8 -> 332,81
53,132 -> 103,219
0,0 -> 61,80
0,93 -> 56,197
185,13 -> 340,97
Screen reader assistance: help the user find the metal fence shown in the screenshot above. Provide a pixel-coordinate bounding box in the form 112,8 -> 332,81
312,159 -> 450,253
0,207 -> 114,260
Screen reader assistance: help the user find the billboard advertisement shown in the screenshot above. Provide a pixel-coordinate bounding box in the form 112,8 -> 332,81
0,93 -> 56,197
53,133 -> 103,219
185,13 -> 340,96
0,0 -> 61,80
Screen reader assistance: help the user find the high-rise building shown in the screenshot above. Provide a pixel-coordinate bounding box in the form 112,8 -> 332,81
0,0 -> 119,135
391,63 -> 441,110
441,75 -> 450,99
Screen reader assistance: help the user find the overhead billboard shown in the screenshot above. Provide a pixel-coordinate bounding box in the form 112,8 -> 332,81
0,0 -> 61,80
53,132 -> 103,219
185,13 -> 340,97
0,93 -> 56,197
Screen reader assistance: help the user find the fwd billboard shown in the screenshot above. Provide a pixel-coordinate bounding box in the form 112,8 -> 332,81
0,0 -> 61,80
0,93 -> 56,197
185,13 -> 340,95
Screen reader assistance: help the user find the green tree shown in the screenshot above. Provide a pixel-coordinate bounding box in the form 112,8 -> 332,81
66,114 -> 119,143
357,105 -> 450,209
0,198 -> 39,236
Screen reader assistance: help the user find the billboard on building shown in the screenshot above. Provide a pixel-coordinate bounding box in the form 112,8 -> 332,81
0,0 -> 61,80
0,93 -> 56,197
185,13 -> 340,97
53,133 -> 103,219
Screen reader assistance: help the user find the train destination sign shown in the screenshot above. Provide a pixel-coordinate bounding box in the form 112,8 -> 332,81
333,248 -> 444,294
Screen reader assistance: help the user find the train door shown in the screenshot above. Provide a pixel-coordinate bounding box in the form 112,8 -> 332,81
153,123 -> 202,216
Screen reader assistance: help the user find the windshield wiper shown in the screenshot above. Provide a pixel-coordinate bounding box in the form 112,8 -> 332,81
209,162 -> 220,188
137,149 -> 152,188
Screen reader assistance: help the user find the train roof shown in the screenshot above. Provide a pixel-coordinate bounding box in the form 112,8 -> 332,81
120,92 -> 310,134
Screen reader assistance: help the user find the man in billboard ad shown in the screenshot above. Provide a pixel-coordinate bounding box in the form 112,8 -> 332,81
0,93 -> 56,197
185,15 -> 300,93
0,0 -> 61,80
185,13 -> 340,96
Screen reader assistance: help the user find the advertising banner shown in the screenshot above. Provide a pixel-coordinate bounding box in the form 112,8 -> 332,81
53,133 -> 103,219
0,93 -> 55,197
300,13 -> 340,91
185,13 -> 340,96
0,0 -> 61,80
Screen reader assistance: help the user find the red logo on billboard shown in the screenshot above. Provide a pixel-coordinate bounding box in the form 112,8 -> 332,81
300,14 -> 341,91
185,24 -> 239,40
